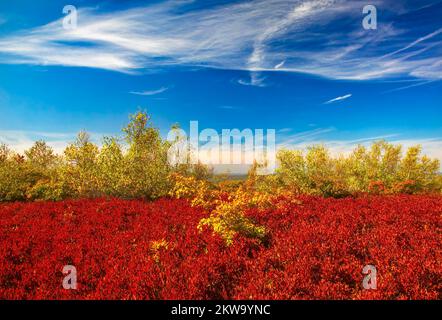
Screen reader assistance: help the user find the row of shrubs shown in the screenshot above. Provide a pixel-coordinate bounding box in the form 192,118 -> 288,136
273,141 -> 441,197
0,112 -> 211,202
0,111 -> 441,202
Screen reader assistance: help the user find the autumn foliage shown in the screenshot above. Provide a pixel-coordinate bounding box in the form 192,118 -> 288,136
0,195 -> 440,300
1,111 -> 441,300
0,111 -> 441,202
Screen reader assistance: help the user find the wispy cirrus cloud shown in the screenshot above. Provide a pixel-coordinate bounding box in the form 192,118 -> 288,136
0,0 -> 440,80
278,127 -> 336,147
274,60 -> 285,69
129,86 -> 169,96
237,72 -> 267,87
382,79 -> 438,93
218,105 -> 237,110
324,93 -> 352,104
379,27 -> 442,59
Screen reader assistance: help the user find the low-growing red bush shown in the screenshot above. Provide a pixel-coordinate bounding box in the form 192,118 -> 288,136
0,195 -> 440,299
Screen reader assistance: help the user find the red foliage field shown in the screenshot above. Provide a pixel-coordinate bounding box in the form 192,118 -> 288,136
0,195 -> 441,300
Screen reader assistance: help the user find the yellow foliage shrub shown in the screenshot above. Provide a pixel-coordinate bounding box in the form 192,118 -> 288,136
168,173 -> 215,208
149,239 -> 170,263
169,170 -> 271,245
197,187 -> 271,245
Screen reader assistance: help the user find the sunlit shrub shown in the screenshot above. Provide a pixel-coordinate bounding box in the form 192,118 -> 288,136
169,168 -> 270,246
121,111 -> 172,199
0,111 -> 209,202
61,131 -> 100,198
96,137 -> 125,197
276,140 -> 440,197
0,160 -> 41,201
197,187 -> 271,245
168,173 -> 215,208
0,120 -> 440,202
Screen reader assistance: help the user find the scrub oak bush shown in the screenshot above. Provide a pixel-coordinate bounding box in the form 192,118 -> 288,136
169,173 -> 269,245
0,141 -> 60,201
0,111 -> 206,202
0,112 -> 441,202
197,187 -> 271,246
275,141 -> 440,197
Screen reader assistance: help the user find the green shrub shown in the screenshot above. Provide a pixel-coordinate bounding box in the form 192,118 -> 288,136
275,140 -> 440,197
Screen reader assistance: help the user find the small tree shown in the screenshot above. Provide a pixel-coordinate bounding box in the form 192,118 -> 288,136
25,140 -> 56,169
305,145 -> 334,195
0,144 -> 42,201
398,146 -> 440,192
122,111 -> 171,199
97,136 -> 124,196
62,131 -> 99,197
0,143 -> 10,163
276,149 -> 308,193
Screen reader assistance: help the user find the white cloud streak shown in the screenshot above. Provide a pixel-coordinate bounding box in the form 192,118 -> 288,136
383,79 -> 439,93
274,60 -> 285,69
324,93 -> 352,104
237,72 -> 267,87
219,105 -> 236,109
0,0 -> 439,80
380,28 -> 442,59
129,86 -> 169,96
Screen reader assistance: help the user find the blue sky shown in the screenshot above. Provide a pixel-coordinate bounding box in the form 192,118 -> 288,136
0,0 -> 441,162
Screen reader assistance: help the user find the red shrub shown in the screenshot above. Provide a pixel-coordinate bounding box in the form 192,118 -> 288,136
0,195 -> 441,299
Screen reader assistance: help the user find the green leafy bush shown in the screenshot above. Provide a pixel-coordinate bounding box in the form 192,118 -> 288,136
0,118 -> 440,202
275,140 -> 440,197
0,111 -> 199,202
